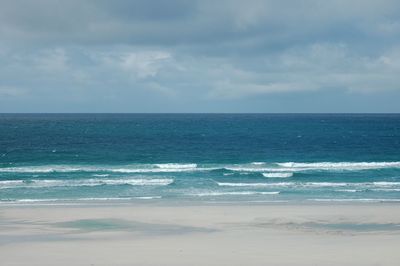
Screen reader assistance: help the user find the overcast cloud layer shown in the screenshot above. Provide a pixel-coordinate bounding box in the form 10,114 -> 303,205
1,0 -> 400,112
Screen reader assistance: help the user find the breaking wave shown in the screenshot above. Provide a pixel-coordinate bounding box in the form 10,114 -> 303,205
190,191 -> 280,197
262,172 -> 293,178
0,163 -> 200,173
1,161 -> 400,174
276,161 -> 400,171
216,181 -> 400,188
0,178 -> 174,189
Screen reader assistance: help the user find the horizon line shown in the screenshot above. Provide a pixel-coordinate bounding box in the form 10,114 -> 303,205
1,112 -> 399,115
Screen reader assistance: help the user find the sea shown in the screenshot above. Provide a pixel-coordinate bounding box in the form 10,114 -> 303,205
0,113 -> 399,204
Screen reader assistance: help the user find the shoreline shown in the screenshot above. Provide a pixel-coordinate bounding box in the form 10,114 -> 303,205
1,197 -> 400,207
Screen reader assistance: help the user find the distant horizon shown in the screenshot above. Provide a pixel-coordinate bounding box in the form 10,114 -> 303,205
1,112 -> 400,115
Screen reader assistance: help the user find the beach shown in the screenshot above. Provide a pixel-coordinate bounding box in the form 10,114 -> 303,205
2,0 -> 400,262
1,202 -> 399,266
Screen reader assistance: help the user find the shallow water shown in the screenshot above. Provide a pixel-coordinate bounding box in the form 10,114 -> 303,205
56,219 -> 215,235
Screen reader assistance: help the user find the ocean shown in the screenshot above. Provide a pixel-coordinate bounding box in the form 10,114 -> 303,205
1,113 -> 399,203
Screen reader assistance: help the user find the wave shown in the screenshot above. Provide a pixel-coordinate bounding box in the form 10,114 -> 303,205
277,161 -> 400,171
262,172 -> 293,178
335,189 -> 363,193
217,182 -> 351,188
216,181 -> 400,188
154,163 -> 197,169
216,182 -> 348,188
0,196 -> 163,203
370,188 -> 400,192
191,191 -> 280,196
0,180 -> 25,185
0,164 -> 201,173
134,196 -> 162,200
216,182 -> 289,187
1,197 -> 153,203
1,161 -> 399,174
110,168 -> 204,173
0,166 -> 84,173
225,161 -> 400,173
308,198 -> 400,202
216,182 -> 352,187
0,178 -> 174,189
224,167 -> 293,172
303,182 -> 349,187
76,196 -> 162,201
372,182 -> 400,186
13,198 -> 61,203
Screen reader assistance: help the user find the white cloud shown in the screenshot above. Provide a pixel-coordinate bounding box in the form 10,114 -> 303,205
119,51 -> 171,79
204,43 -> 400,98
1,42 -> 400,103
35,48 -> 68,73
210,80 -> 317,98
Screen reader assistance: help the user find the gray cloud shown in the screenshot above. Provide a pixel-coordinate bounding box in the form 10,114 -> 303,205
2,0 -> 398,46
0,0 -> 400,112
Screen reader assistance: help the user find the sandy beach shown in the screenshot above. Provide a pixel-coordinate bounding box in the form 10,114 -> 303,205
1,202 -> 399,266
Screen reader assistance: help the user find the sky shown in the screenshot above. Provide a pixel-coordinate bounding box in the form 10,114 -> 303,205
1,0 -> 400,113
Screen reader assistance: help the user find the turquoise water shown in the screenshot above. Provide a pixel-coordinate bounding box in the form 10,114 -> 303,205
0,114 -> 399,203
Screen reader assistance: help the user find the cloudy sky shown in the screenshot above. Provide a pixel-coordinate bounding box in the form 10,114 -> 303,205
1,0 -> 400,112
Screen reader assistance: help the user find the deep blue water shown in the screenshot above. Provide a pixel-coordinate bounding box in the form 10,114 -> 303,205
0,114 -> 400,203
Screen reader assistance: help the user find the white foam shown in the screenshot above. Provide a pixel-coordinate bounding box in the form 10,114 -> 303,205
0,166 -> 84,173
216,181 -> 393,188
225,161 -> 400,173
134,196 -> 162,200
75,197 -> 133,201
217,182 -> 291,187
308,198 -> 400,202
0,180 -> 27,189
192,191 -> 280,196
0,180 -> 25,184
1,161 -> 399,174
373,182 -> 400,186
216,182 -> 352,188
277,161 -> 400,171
15,198 -> 61,202
0,164 -> 201,173
154,163 -> 197,169
93,178 -> 174,186
0,178 -> 174,189
335,189 -> 362,193
262,172 -> 293,178
224,167 -> 291,172
12,198 -> 134,203
14,197 -> 160,202
109,168 -> 201,173
303,182 -> 348,187
0,198 -> 139,205
370,188 -> 400,192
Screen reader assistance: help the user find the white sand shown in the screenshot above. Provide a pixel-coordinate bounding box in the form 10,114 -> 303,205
1,202 -> 400,266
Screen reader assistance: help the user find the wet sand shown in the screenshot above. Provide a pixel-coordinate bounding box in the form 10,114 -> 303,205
1,202 -> 400,265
